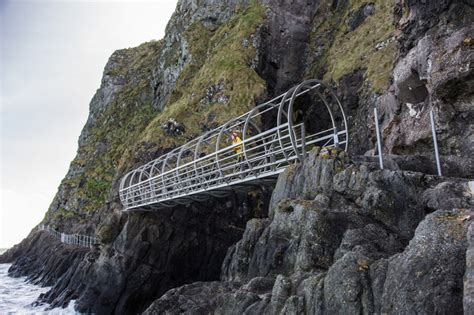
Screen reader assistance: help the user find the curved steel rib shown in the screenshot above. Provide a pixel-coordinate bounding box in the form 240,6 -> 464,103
119,79 -> 348,211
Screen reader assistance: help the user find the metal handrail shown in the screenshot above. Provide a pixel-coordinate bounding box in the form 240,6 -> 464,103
38,225 -> 98,249
119,79 -> 348,211
125,128 -> 344,201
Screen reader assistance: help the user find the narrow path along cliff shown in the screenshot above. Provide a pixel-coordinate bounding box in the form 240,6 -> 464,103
1,0 -> 473,314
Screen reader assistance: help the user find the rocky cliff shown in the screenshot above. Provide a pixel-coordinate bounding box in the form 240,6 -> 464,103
145,149 -> 473,314
1,0 -> 473,314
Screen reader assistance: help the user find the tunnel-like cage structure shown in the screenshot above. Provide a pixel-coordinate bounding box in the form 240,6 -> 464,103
119,79 -> 348,211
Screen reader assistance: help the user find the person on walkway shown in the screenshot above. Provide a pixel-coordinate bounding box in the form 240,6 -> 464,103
231,131 -> 243,155
230,131 -> 245,177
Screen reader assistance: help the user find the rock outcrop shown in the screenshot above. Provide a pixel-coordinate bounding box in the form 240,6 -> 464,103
381,209 -> 470,314
1,0 -> 473,314
0,231 -> 89,300
144,150 -> 473,314
465,221 -> 474,314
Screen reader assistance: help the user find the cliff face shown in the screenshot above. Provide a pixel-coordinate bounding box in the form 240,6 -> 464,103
1,0 -> 473,314
145,150 -> 472,314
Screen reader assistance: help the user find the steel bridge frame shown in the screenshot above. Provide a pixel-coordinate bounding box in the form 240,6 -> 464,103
119,79 -> 348,211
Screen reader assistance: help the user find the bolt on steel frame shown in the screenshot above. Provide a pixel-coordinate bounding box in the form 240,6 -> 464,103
119,79 -> 349,211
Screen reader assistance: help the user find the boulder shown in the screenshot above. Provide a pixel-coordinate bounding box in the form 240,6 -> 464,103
381,209 -> 471,314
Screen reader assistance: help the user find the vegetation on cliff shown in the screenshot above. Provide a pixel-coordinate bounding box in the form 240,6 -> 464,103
45,41 -> 161,221
307,0 -> 398,92
44,1 -> 267,224
14,0 -> 471,313
138,1 -> 266,151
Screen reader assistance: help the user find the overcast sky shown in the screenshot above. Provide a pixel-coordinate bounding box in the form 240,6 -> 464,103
0,0 -> 177,248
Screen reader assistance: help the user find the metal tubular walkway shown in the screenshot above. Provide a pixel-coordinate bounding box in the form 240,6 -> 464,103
119,79 -> 348,211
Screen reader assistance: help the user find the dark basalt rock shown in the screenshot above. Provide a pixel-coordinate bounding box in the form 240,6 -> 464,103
72,189 -> 270,314
144,281 -> 241,315
144,151 -> 473,314
347,2 -> 375,32
323,251 -> 374,314
2,0 -> 473,314
387,1 -> 474,160
0,189 -> 271,314
398,0 -> 470,54
354,154 -> 474,179
256,0 -> 320,95
465,221 -> 474,314
0,231 -> 89,287
381,209 -> 471,314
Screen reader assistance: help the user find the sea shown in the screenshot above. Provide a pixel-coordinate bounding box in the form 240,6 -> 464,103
0,264 -> 76,314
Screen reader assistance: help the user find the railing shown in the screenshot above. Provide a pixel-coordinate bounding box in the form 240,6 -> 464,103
38,225 -> 98,249
373,108 -> 444,176
119,79 -> 348,211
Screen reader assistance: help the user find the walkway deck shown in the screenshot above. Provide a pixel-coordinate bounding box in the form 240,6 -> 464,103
119,80 -> 348,211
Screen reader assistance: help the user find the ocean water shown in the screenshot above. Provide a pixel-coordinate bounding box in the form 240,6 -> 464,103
0,264 -> 76,314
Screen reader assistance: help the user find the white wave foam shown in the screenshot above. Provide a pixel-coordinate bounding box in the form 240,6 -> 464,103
0,264 -> 78,314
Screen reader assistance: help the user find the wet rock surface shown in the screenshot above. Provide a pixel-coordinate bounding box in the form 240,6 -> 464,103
2,189 -> 270,314
0,230 -> 89,299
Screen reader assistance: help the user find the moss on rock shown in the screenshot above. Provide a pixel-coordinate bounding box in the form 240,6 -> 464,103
307,0 -> 398,93
55,208 -> 76,220
46,41 -> 162,222
135,1 -> 266,153
45,1 -> 268,223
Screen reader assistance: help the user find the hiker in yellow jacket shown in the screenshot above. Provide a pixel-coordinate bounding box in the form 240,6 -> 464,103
231,131 -> 244,177
231,131 -> 243,155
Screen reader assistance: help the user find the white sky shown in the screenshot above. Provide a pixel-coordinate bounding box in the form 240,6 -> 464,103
0,0 -> 178,248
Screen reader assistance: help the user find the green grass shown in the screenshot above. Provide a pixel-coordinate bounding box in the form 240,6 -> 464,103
137,0 -> 266,152
46,1 -> 268,216
47,41 -> 162,216
55,208 -> 76,219
307,0 -> 398,93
